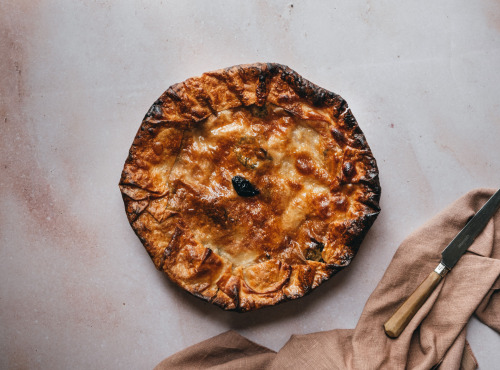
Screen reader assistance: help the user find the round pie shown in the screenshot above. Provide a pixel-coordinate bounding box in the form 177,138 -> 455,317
119,63 -> 381,311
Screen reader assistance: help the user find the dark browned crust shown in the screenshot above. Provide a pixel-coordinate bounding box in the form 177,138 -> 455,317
119,63 -> 381,311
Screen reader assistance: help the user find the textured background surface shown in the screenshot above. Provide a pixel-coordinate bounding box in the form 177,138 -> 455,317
1,1 -> 499,368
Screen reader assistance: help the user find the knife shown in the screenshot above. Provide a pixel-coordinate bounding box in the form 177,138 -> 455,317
384,189 -> 500,338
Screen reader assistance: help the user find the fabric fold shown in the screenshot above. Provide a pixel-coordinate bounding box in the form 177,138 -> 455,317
156,189 -> 500,369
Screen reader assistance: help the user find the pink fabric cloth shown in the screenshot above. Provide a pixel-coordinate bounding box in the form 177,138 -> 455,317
156,189 -> 500,369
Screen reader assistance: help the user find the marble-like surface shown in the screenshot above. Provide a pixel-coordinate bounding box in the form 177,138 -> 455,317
1,1 -> 499,368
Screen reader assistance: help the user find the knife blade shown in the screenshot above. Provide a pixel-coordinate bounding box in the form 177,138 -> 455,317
384,189 -> 500,338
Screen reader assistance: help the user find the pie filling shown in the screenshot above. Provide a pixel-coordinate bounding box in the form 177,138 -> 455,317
165,103 -> 362,270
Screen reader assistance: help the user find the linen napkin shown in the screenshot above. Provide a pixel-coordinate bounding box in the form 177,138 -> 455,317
155,188 -> 500,369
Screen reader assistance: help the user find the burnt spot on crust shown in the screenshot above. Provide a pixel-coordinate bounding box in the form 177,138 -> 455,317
164,227 -> 183,259
165,86 -> 182,102
232,175 -> 260,197
274,64 -> 338,106
330,251 -> 354,267
294,153 -> 315,175
144,102 -> 163,120
342,110 -> 357,129
204,203 -> 228,225
256,67 -> 269,106
342,161 -> 356,178
287,180 -> 303,191
152,142 -> 163,155
333,194 -> 349,212
331,128 -> 345,145
335,99 -> 349,119
123,196 -> 149,223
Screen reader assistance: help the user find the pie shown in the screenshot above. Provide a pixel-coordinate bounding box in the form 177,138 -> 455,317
119,63 -> 381,311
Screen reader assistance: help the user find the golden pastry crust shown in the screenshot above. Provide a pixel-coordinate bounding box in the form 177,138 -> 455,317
119,63 -> 381,311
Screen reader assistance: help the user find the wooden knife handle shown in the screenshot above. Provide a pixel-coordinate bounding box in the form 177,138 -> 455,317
384,270 -> 444,338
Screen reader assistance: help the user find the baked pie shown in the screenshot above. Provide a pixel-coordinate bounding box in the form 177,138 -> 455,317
119,63 -> 381,311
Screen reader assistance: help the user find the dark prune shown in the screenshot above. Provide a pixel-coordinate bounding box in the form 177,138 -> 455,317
232,176 -> 260,197
342,161 -> 356,178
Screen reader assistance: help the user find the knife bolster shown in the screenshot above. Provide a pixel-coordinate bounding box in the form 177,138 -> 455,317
434,262 -> 449,277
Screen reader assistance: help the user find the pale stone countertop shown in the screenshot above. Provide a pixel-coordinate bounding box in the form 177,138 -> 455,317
1,1 -> 499,369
